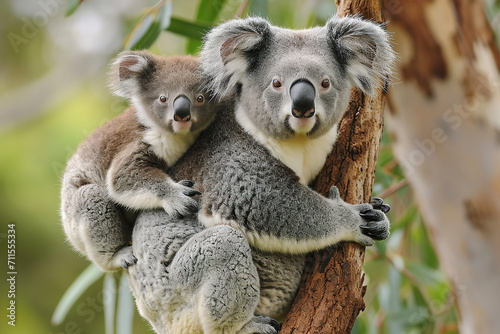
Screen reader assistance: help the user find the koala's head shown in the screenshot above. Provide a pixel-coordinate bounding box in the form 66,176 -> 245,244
200,16 -> 394,140
110,51 -> 216,134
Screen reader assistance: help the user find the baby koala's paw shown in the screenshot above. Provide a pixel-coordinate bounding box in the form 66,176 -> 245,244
162,180 -> 201,217
112,246 -> 137,269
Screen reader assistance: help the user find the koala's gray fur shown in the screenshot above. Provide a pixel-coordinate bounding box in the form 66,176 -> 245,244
129,210 -> 281,334
60,51 -> 216,271
127,15 -> 394,333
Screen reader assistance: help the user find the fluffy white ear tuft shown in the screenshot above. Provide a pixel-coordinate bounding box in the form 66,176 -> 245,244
199,17 -> 270,98
108,51 -> 151,100
326,15 -> 395,97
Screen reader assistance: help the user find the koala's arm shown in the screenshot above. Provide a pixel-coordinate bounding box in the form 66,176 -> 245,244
107,142 -> 198,217
194,132 -> 389,254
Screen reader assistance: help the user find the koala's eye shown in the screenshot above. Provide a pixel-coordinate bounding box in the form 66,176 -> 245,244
159,95 -> 167,103
321,79 -> 330,89
196,94 -> 205,105
272,79 -> 282,88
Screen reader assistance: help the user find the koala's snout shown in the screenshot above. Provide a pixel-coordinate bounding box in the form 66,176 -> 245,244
290,80 -> 315,119
173,95 -> 191,122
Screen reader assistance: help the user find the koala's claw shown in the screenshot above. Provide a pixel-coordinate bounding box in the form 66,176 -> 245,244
370,197 -> 390,213
121,255 -> 138,269
183,189 -> 202,197
269,319 -> 281,332
178,180 -> 201,197
359,209 -> 385,222
240,315 -> 280,334
112,246 -> 137,270
360,222 -> 390,241
178,180 -> 195,188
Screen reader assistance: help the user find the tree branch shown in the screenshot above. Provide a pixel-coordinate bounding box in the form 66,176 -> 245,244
280,1 -> 388,332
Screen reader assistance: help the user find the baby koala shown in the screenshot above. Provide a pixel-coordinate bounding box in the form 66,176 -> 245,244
60,51 -> 216,271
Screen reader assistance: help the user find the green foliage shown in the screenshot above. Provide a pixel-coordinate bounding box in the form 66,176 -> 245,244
116,275 -> 135,334
353,131 -> 459,333
125,1 -> 173,50
52,264 -> 103,326
186,0 -> 227,53
167,17 -> 211,42
65,0 -> 84,17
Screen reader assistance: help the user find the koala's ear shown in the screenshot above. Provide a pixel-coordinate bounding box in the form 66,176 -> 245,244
200,17 -> 270,97
109,51 -> 154,99
326,16 -> 395,96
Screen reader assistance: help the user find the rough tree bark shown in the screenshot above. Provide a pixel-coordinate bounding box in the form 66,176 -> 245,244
385,0 -> 500,333
280,1 -> 389,333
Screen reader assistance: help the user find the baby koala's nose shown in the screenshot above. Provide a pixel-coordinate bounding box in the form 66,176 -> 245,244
290,79 -> 315,118
173,95 -> 191,122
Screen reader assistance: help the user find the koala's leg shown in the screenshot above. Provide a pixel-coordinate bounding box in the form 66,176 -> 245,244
167,225 -> 280,334
69,183 -> 135,271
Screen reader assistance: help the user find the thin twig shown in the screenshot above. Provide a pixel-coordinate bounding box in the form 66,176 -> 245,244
377,178 -> 409,198
235,0 -> 250,18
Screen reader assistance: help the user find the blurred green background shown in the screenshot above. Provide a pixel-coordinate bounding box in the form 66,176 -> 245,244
1,0 -> 498,333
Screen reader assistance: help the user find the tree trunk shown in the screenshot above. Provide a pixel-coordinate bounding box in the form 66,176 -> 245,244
280,1 -> 388,332
385,0 -> 500,333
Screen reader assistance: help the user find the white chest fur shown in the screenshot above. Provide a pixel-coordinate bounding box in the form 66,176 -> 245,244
236,105 -> 338,185
143,126 -> 196,167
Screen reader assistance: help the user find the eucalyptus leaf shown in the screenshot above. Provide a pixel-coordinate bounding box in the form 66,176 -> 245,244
158,1 -> 173,30
407,263 -> 446,286
195,0 -> 227,23
51,264 -> 103,325
116,274 -> 134,334
103,273 -> 117,334
124,13 -> 156,50
166,17 -> 211,40
125,1 -> 174,50
166,17 -> 212,54
66,0 -> 84,17
186,0 -> 226,54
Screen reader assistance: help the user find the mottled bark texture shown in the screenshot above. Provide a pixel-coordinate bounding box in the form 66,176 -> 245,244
385,0 -> 500,333
280,1 -> 388,332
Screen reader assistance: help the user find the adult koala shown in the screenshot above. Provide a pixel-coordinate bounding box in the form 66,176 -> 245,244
128,16 -> 394,334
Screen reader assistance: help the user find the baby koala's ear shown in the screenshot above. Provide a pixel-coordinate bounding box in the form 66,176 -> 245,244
109,50 -> 155,99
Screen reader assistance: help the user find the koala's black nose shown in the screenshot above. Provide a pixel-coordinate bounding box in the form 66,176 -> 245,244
173,95 -> 191,122
290,80 -> 315,118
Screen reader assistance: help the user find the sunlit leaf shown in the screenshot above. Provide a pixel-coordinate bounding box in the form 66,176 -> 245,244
407,263 -> 446,287
66,0 -> 84,17
196,0 -> 227,23
124,13 -> 156,50
166,17 -> 211,40
386,306 -> 430,333
116,274 -> 135,334
159,1 -> 173,30
51,264 -> 103,325
186,0 -> 226,54
124,1 -> 173,50
103,274 -> 117,334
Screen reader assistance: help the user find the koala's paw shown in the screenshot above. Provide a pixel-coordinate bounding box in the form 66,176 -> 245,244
356,198 -> 390,244
370,197 -> 391,213
328,186 -> 390,246
237,315 -> 280,334
162,180 -> 201,217
112,246 -> 137,269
